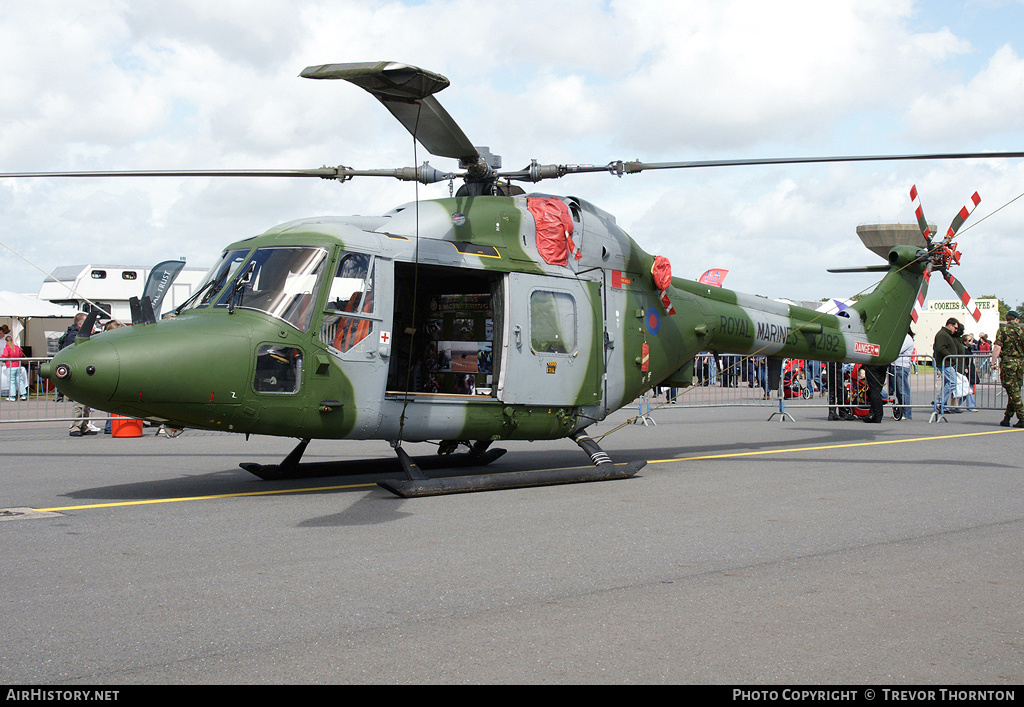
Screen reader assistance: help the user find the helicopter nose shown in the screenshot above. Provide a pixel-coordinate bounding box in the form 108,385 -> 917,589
44,321 -> 256,427
47,338 -> 120,409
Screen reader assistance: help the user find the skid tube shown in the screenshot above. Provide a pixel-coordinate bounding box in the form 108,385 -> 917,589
240,439 -> 508,481
377,431 -> 645,498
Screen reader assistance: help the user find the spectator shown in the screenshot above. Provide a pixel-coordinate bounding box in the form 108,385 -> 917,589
891,329 -> 914,420
2,334 -> 28,401
932,318 -> 960,416
61,313 -> 98,437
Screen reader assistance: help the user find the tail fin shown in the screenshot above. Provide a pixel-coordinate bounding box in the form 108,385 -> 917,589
850,245 -> 928,362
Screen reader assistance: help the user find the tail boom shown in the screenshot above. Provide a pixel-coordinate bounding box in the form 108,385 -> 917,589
688,245 -> 927,366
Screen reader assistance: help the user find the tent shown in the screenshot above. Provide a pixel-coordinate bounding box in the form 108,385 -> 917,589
0,292 -> 78,395
0,291 -> 80,318
0,291 -> 79,356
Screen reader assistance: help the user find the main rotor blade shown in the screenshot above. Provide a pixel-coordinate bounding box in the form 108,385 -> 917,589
503,151 -> 1024,184
0,165 -> 459,184
301,61 -> 480,165
378,95 -> 480,164
616,151 -> 1024,174
0,168 -> 341,179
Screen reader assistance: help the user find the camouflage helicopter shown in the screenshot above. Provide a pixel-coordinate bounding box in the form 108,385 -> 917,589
11,61 -> 1023,497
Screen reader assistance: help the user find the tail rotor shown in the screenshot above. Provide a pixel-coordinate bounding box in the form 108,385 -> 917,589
910,269 -> 931,324
908,185 -> 983,323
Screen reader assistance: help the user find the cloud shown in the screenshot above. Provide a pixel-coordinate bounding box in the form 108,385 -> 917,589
905,43 -> 1024,141
0,0 -> 1021,309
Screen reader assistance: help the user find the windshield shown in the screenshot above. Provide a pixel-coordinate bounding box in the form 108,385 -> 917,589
181,248 -> 251,312
214,246 -> 328,331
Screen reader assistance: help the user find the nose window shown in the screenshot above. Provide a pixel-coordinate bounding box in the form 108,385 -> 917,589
254,345 -> 303,393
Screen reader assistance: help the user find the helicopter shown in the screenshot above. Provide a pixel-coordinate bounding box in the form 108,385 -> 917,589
10,61 -> 1023,497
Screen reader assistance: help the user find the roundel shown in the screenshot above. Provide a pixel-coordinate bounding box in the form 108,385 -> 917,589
645,306 -> 660,335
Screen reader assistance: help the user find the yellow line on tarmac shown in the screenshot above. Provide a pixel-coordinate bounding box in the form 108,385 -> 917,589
37,481 -> 377,512
649,428 -> 1020,464
29,428 -> 1019,513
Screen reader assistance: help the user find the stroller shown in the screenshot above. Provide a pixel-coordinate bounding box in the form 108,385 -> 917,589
782,358 -> 811,399
848,364 -> 900,420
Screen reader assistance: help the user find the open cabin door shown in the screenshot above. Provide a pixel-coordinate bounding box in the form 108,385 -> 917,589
498,272 -> 603,407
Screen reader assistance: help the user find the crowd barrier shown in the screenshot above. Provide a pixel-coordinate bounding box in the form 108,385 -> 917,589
0,357 -> 176,434
3,354 -> 1016,427
927,353 -> 1009,421
640,353 -> 1015,422
0,357 -> 80,425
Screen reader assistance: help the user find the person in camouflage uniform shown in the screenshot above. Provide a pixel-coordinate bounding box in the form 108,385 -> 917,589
992,310 -> 1024,428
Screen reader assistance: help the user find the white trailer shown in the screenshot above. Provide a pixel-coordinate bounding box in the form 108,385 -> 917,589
915,298 -> 1001,358
37,263 -> 208,322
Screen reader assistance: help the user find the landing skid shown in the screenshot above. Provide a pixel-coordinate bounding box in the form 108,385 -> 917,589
379,428 -> 644,498
240,430 -> 644,497
239,444 -> 506,481
378,459 -> 645,498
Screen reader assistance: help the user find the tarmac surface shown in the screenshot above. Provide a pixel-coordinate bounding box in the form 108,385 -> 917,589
2,404 -> 1022,685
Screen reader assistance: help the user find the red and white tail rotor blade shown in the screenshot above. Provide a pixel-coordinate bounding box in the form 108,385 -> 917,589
909,185 -> 933,243
942,271 -> 982,322
910,266 -> 931,324
941,191 -> 981,244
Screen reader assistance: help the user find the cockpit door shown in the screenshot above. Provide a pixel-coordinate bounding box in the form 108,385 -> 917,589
316,251 -> 391,436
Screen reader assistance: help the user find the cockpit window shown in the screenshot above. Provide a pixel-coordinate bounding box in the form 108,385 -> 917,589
326,252 -> 373,313
320,251 -> 376,353
214,246 -> 328,332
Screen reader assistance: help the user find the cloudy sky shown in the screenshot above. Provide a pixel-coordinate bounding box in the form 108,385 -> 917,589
2,0 -> 1023,309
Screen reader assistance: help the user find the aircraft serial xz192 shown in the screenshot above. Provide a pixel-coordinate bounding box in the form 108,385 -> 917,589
8,62 -> 1023,496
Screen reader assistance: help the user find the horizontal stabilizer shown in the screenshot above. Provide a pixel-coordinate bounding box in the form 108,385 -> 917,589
827,265 -> 892,273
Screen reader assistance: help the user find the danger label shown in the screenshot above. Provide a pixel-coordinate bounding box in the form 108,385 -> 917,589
854,341 -> 880,356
